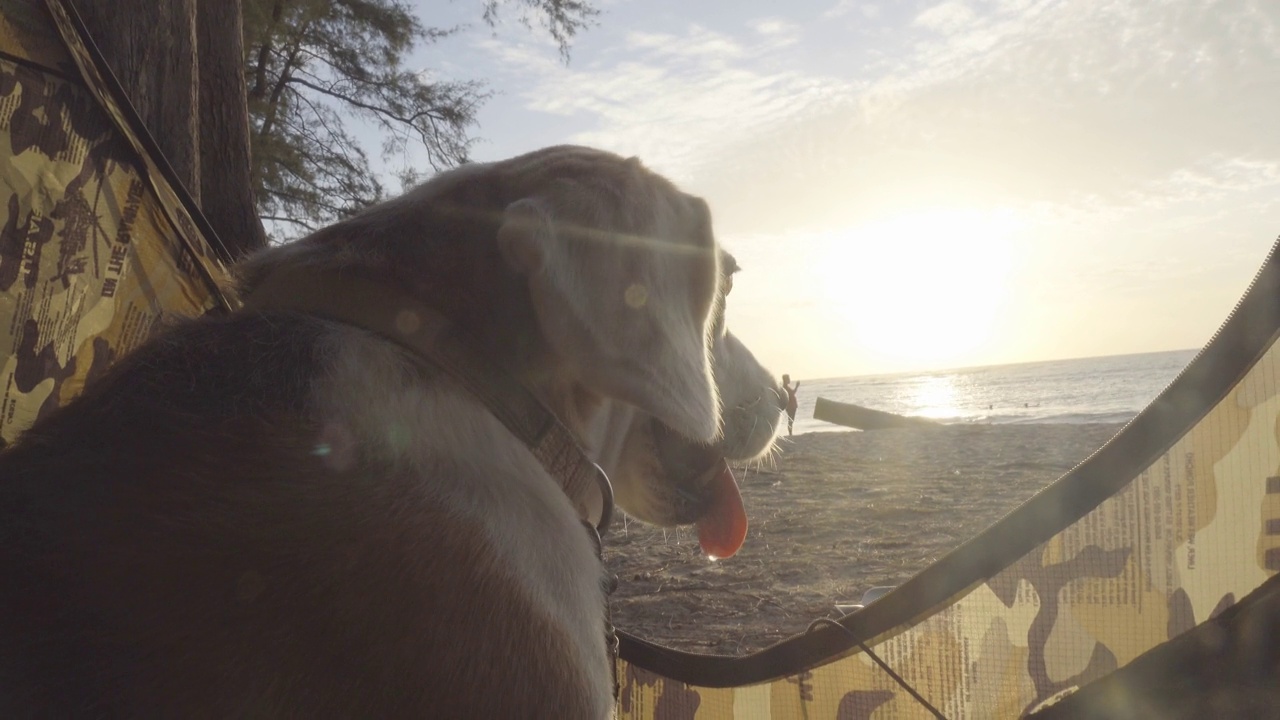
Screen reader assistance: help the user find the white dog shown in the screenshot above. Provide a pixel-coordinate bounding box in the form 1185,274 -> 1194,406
0,146 -> 782,718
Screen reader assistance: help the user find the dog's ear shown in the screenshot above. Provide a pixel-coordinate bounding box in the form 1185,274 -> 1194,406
497,197 -> 720,443
495,200 -> 547,275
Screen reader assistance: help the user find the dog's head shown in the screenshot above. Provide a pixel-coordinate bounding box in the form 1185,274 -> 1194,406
241,145 -> 783,557
490,149 -> 725,444
481,149 -> 783,558
577,247 -> 784,558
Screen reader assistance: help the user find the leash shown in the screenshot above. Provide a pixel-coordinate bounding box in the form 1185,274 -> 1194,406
242,267 -> 615,533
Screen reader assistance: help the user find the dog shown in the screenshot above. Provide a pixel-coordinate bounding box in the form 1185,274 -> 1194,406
0,146 -> 782,717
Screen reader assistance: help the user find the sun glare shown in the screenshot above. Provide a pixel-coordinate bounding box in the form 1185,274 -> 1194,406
819,208 -> 1021,369
907,374 -> 962,419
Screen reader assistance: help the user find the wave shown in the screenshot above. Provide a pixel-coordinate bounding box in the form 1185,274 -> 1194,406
973,411 -> 1137,426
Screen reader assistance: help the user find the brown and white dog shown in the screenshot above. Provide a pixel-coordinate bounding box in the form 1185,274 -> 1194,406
0,146 -> 782,717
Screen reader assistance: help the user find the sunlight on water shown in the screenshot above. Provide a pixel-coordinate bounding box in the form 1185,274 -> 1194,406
905,374 -> 962,419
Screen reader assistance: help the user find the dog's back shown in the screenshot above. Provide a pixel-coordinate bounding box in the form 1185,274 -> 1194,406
0,313 -> 598,718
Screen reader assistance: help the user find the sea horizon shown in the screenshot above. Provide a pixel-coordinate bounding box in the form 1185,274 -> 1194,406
799,347 -> 1202,386
788,347 -> 1200,435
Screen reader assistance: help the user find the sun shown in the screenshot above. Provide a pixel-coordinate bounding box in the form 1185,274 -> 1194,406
818,208 -> 1020,369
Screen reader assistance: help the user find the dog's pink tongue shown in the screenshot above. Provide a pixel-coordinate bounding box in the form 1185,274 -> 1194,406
696,460 -> 748,559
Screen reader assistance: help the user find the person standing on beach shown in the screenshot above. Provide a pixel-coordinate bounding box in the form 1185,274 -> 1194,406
782,374 -> 800,436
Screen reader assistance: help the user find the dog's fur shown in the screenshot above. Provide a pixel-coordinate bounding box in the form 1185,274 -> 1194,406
0,146 -> 781,717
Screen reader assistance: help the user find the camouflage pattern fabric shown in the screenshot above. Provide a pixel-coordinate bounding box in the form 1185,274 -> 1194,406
616,325 -> 1280,717
0,0 -> 230,446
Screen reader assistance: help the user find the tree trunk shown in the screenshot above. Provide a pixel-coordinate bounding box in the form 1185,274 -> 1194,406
70,0 -> 201,196
70,0 -> 267,260
197,0 -> 268,258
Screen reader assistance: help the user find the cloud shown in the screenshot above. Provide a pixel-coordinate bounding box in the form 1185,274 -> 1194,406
1136,157 -> 1280,208
467,0 -> 1269,246
474,24 -> 850,179
626,26 -> 744,64
686,0 -> 1280,235
749,17 -> 801,44
914,1 -> 977,34
823,1 -> 880,20
470,0 -> 1280,272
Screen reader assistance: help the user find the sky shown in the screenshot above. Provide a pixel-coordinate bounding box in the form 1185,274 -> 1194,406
403,0 -> 1280,380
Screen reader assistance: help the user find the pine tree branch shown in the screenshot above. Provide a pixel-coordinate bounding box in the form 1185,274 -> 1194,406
283,75 -> 456,128
259,214 -> 317,231
244,0 -> 596,232
249,0 -> 286,100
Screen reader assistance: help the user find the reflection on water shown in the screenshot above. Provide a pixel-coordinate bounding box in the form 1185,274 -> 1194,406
905,374 -> 961,419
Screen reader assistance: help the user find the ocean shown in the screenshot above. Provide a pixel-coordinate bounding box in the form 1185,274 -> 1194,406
788,348 -> 1201,435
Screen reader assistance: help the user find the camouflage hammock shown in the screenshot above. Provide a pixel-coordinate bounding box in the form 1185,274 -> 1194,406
2,1 -> 1278,717
0,0 -> 228,446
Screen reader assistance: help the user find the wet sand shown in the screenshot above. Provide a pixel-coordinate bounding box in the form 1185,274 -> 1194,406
602,423 -> 1124,656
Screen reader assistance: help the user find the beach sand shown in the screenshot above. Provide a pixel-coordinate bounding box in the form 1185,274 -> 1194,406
603,423 -> 1124,656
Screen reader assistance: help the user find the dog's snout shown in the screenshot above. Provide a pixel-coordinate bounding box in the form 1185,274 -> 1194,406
772,386 -> 787,410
